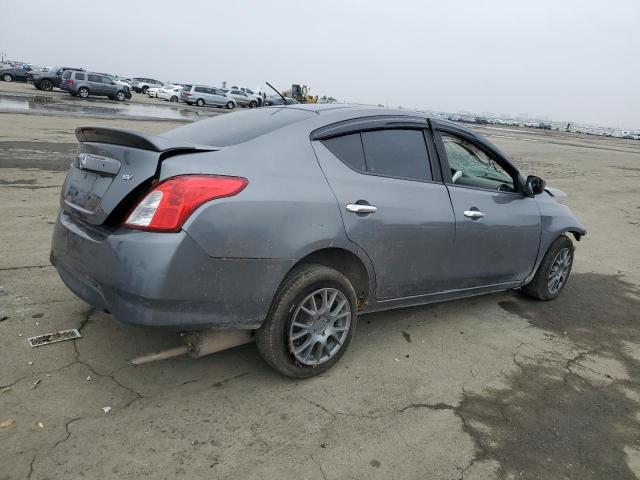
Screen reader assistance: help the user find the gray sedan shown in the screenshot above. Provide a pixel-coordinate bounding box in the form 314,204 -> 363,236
50,105 -> 585,378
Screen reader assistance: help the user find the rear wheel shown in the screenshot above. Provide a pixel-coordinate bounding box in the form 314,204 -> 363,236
195,98 -> 205,107
40,79 -> 53,91
115,91 -> 126,101
77,87 -> 89,98
256,264 -> 358,378
170,95 -> 178,102
249,100 -> 257,108
521,235 -> 574,301
226,101 -> 234,109
2,74 -> 12,82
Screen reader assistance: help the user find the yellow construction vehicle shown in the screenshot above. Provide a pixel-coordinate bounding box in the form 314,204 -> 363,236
286,84 -> 317,104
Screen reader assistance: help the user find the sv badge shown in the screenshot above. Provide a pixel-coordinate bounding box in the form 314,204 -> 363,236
121,174 -> 134,181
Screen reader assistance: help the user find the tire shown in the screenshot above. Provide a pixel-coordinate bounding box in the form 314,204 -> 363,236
115,91 -> 126,101
77,87 -> 89,98
170,96 -> 178,102
2,74 -> 12,82
226,101 -> 234,109
40,79 -> 53,91
521,235 -> 574,301
255,264 -> 358,378
249,100 -> 257,108
141,86 -> 148,94
195,98 -> 205,107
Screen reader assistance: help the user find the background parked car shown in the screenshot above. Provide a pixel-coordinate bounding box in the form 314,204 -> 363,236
265,95 -> 299,106
230,85 -> 264,106
158,85 -> 184,102
61,71 -> 130,101
226,88 -> 259,108
131,78 -> 164,93
29,66 -> 84,91
0,66 -> 29,82
180,85 -> 236,108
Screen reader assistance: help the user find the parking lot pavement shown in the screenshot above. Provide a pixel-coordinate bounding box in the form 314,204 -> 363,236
1,112 -> 639,480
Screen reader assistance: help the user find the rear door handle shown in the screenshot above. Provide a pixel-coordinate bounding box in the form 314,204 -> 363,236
464,210 -> 485,219
346,203 -> 378,214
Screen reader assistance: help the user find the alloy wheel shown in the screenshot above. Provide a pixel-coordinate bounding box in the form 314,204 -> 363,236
548,248 -> 572,294
288,288 -> 351,366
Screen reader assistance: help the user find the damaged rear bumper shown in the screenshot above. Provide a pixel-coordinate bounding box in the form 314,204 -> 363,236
51,211 -> 294,329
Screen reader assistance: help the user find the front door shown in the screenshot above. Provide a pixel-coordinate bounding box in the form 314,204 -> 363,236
312,124 -> 456,300
434,128 -> 541,289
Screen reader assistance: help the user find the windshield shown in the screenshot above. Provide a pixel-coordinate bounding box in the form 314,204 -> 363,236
164,107 -> 316,146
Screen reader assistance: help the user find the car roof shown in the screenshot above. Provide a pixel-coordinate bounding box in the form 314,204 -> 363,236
271,104 -> 479,134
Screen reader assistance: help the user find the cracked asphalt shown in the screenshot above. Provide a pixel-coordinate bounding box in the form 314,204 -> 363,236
1,107 -> 640,480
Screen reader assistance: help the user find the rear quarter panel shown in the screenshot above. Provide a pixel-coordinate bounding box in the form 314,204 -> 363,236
160,122 -> 350,260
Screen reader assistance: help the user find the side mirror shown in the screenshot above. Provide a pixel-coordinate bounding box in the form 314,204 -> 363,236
524,175 -> 546,197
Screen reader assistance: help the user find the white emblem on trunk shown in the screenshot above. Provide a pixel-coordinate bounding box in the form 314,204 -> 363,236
121,174 -> 134,180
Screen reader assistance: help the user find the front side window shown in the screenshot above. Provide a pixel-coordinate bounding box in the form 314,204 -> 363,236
62,71 -> 72,79
321,129 -> 432,182
440,132 -> 515,192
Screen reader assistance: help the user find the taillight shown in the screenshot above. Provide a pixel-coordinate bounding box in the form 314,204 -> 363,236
124,175 -> 248,232
185,92 -> 192,96
68,79 -> 75,85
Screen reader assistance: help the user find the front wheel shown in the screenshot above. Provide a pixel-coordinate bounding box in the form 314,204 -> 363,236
170,96 -> 178,102
40,79 -> 53,91
226,101 -> 234,109
115,91 -> 126,101
256,264 -> 358,378
2,74 -> 12,82
521,235 -> 574,301
249,100 -> 257,108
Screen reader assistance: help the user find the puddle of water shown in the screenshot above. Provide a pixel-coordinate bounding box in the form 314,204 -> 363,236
0,95 -> 218,121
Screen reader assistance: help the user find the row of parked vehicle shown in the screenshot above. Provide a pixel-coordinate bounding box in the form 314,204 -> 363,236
139,78 -> 298,109
0,62 -> 300,107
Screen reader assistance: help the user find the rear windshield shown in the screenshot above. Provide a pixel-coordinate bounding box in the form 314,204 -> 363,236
163,108 -> 316,146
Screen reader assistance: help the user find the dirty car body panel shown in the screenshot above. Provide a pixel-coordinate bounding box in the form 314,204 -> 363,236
50,105 -> 585,329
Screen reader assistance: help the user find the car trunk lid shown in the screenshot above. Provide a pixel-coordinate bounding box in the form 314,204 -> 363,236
61,127 -> 217,226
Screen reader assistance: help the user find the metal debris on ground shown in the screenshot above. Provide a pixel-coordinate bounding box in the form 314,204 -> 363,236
0,419 -> 14,428
31,379 -> 41,389
37,422 -> 44,429
27,328 -> 81,347
102,407 -> 111,414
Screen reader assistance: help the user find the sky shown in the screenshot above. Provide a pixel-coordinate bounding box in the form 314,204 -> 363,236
1,0 -> 638,128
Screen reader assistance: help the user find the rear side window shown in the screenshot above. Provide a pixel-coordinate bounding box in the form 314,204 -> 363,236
322,129 -> 432,181
75,73 -> 85,80
88,74 -> 100,82
322,134 -> 366,172
362,130 -> 431,181
194,86 -> 205,93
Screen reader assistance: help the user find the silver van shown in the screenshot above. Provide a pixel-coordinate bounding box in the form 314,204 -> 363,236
180,85 -> 236,109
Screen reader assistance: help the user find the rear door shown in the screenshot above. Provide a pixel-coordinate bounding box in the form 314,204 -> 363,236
87,74 -> 104,95
312,118 -> 456,300
433,126 -> 541,288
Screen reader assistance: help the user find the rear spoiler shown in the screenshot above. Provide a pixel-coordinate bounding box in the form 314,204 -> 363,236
75,127 -> 217,153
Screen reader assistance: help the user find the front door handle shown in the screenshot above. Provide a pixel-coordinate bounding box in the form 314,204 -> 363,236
346,203 -> 378,214
464,210 -> 485,219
